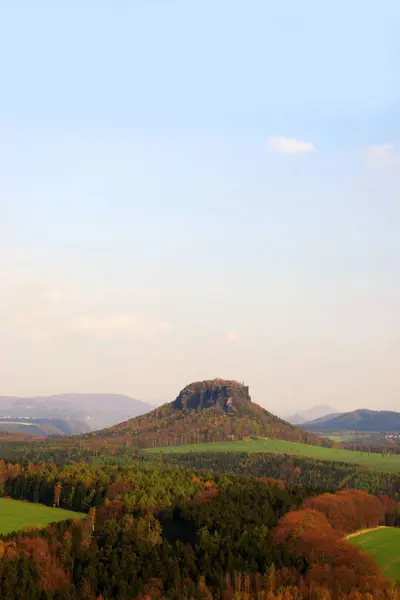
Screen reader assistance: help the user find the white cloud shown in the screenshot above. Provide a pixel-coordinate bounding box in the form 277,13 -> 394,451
0,275 -> 172,344
268,136 -> 315,155
364,144 -> 400,168
70,314 -> 172,340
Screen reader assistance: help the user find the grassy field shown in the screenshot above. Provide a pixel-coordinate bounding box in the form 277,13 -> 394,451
0,498 -> 85,535
147,438 -> 400,473
349,527 -> 400,582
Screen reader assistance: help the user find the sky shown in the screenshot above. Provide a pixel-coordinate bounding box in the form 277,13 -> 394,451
0,0 -> 399,414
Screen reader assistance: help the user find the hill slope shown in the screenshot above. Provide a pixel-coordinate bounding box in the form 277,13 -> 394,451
303,409 -> 400,432
96,378 -> 330,448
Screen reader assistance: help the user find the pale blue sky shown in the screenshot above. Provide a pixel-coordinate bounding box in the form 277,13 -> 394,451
0,1 -> 399,412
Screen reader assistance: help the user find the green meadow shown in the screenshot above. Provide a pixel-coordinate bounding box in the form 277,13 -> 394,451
349,527 -> 400,582
0,498 -> 85,535
147,438 -> 400,473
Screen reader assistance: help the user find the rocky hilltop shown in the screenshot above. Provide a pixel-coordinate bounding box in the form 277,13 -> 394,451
172,379 -> 250,413
96,378 -> 330,449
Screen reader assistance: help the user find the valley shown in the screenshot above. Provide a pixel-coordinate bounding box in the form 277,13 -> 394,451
0,393 -> 153,435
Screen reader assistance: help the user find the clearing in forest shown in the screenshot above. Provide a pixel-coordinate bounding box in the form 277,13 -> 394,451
147,438 -> 400,473
349,527 -> 400,582
0,498 -> 85,535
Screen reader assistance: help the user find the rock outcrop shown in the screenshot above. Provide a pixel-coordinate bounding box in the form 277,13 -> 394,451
172,379 -> 250,413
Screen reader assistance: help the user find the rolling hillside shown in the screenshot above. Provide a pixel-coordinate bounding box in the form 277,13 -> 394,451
147,438 -> 400,472
94,378 -> 330,448
303,409 -> 400,432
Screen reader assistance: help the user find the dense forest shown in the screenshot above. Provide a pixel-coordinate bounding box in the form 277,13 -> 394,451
1,439 -> 400,502
0,458 -> 399,599
154,452 -> 400,502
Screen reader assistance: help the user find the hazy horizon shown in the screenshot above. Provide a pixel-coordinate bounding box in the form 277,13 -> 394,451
0,385 -> 396,418
1,1 -> 399,414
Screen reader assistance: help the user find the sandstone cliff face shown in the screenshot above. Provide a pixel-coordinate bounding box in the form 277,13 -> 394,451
172,379 -> 250,414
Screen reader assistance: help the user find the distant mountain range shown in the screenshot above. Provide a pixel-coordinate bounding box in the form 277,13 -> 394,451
303,409 -> 400,432
286,405 -> 338,425
0,417 -> 79,437
92,378 -> 330,448
0,394 -> 153,436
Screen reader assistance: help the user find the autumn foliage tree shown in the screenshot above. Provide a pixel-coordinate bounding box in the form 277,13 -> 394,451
301,489 -> 385,534
274,491 -> 392,597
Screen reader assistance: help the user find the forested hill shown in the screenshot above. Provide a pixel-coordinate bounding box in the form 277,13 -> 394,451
304,409 -> 400,432
93,378 -> 330,448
